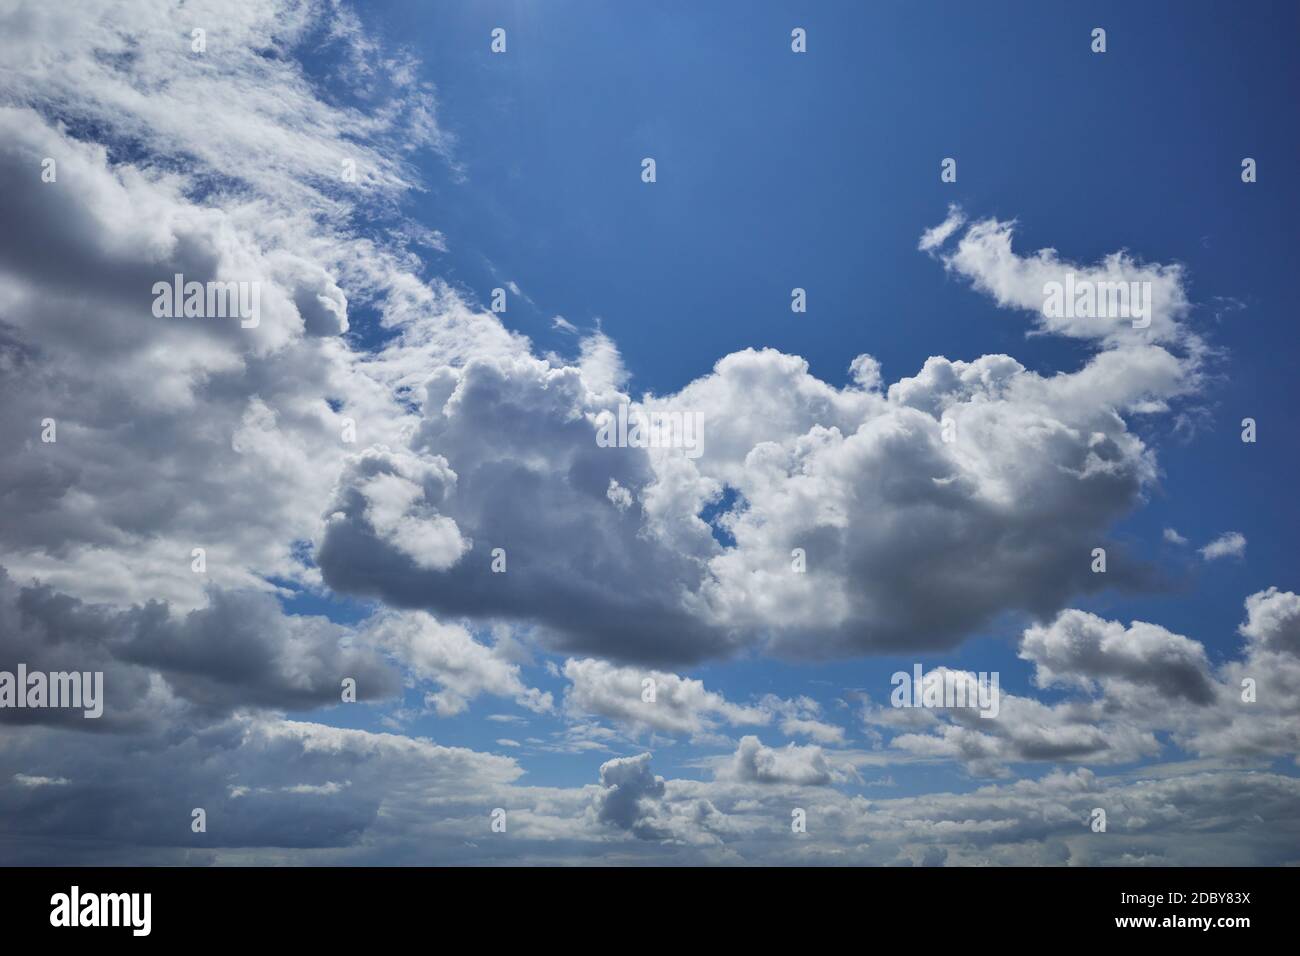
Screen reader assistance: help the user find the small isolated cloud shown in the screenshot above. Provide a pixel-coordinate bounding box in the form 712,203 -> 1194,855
720,735 -> 846,786
1163,528 -> 1188,545
1200,532 -> 1246,561
281,781 -> 350,795
14,774 -> 70,788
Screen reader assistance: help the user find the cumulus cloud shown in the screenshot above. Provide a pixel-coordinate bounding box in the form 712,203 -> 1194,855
365,610 -> 552,717
1190,588 -> 1300,759
591,753 -> 669,838
920,206 -> 1198,350
0,566 -> 400,731
1239,587 -> 1300,654
874,683 -> 1161,777
0,714 -> 525,864
0,8 -> 441,610
1020,610 -> 1217,705
317,352 -> 744,664
865,590 -> 1300,774
684,346 -> 1181,658
332,448 -> 471,572
1199,531 -> 1246,561
561,658 -> 766,738
317,335 -> 1192,663
721,735 -> 849,786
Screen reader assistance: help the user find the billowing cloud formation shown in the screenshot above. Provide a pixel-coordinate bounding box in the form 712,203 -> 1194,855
0,567 -> 399,731
866,590 -> 1300,775
320,335 -> 1194,663
330,448 -> 471,572
317,354 -> 742,664
0,27 -> 434,609
1020,610 -> 1217,705
722,735 -> 847,786
328,210 -> 1198,665
1192,588 -> 1300,759
591,753 -> 671,839
1239,587 -> 1300,654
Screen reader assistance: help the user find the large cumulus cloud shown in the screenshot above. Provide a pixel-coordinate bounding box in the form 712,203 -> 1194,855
319,334 -> 1191,662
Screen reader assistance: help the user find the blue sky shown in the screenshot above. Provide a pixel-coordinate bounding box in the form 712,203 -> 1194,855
280,0 -> 1300,791
3,0 -> 1298,865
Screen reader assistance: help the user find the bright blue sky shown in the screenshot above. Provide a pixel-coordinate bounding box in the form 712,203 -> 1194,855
287,0 -> 1298,792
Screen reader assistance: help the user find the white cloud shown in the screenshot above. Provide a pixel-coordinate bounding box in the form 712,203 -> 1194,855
760,694 -> 847,745
721,735 -> 850,786
13,774 -> 69,788
918,203 -> 965,252
318,332 -> 1195,664
922,207 -> 1197,349
350,450 -> 471,571
366,611 -> 552,717
1200,531 -> 1246,561
1020,609 -> 1216,704
864,590 -> 1300,774
562,658 -> 767,738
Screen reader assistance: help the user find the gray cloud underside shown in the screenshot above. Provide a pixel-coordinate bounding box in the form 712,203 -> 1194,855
3,716 -> 1297,866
